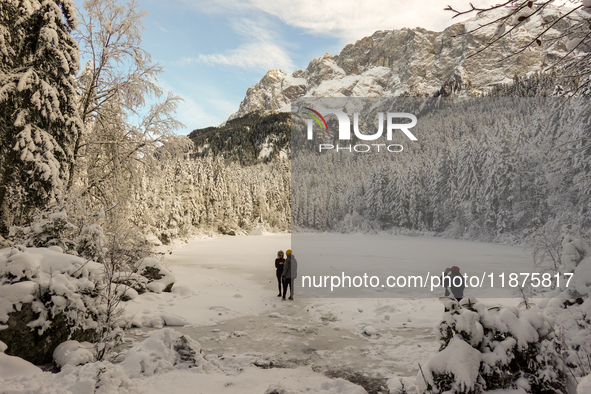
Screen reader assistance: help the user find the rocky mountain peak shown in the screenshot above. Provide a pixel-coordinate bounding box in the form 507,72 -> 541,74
228,7 -> 568,120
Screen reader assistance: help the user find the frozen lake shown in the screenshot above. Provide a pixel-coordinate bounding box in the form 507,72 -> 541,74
293,233 -> 534,298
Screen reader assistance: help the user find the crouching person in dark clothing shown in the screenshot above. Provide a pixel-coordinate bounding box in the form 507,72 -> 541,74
443,266 -> 465,311
282,249 -> 297,300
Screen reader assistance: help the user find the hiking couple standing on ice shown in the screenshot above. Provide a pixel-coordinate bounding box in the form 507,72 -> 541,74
275,249 -> 297,300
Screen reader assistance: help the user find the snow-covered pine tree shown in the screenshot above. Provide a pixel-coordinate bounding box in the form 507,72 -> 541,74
0,0 -> 83,234
419,300 -> 569,394
388,162 -> 410,229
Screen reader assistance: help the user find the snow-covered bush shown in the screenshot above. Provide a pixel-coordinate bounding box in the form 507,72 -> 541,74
0,235 -> 12,249
74,208 -> 107,263
76,222 -> 107,262
543,297 -> 591,383
8,205 -> 109,265
560,235 -> 591,277
0,244 -> 171,364
9,210 -> 77,253
525,219 -> 568,272
0,247 -> 103,364
389,376 -> 421,394
418,300 -> 568,394
0,200 -> 167,362
571,257 -> 591,298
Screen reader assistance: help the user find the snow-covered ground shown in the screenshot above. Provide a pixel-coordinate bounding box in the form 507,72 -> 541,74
0,233 -> 531,393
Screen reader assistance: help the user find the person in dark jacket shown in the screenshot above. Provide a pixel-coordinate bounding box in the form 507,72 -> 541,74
281,249 -> 297,300
275,250 -> 285,297
443,266 -> 465,311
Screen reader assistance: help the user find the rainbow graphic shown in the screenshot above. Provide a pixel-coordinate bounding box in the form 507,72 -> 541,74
303,107 -> 328,132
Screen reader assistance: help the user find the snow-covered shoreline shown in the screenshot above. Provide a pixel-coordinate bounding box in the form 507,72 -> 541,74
0,233 -> 580,393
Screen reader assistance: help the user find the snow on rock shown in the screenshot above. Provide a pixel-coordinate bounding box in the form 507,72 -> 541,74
0,340 -> 7,352
0,280 -> 36,323
145,234 -> 163,247
47,245 -> 63,253
120,328 -> 205,378
146,281 -> 167,293
138,258 -> 176,293
20,361 -> 139,393
264,384 -> 298,394
160,313 -> 187,326
123,308 -> 187,330
112,271 -> 149,294
0,247 -> 43,280
362,325 -> 377,336
578,374 -> 591,394
319,378 -> 368,394
417,335 -> 481,393
118,284 -> 139,301
0,351 -> 43,379
146,316 -> 165,329
250,226 -> 264,236
228,68 -> 294,121
387,376 -> 420,394
264,378 -> 368,394
232,331 -> 247,337
53,340 -> 95,368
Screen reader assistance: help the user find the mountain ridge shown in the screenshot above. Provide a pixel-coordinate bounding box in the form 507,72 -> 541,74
228,7 -> 569,120
189,7 -> 570,164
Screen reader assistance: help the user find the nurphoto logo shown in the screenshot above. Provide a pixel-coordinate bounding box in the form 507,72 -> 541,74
303,107 -> 418,153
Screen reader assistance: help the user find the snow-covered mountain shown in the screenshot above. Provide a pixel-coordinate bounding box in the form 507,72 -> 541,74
229,8 -> 568,120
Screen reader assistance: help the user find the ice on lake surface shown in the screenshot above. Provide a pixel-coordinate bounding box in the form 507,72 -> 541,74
294,233 -> 533,298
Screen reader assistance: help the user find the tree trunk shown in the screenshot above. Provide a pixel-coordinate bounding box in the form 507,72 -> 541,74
0,149 -> 17,235
66,134 -> 82,191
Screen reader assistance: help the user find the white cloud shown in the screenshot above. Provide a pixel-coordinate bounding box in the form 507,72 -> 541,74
182,17 -> 295,72
177,0 -> 498,43
192,41 -> 294,71
252,0 -> 500,42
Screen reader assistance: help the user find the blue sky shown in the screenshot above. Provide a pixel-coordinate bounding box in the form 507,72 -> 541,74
73,0 -> 494,134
